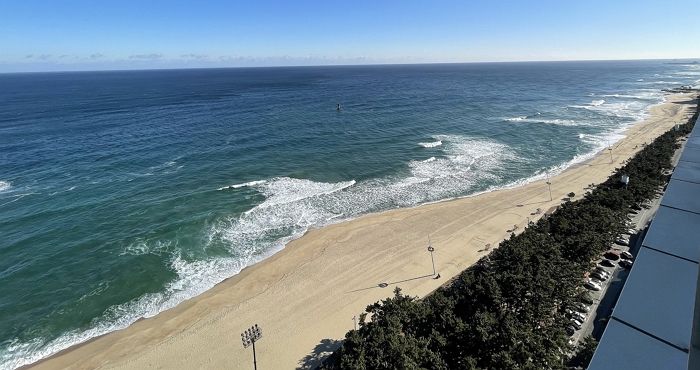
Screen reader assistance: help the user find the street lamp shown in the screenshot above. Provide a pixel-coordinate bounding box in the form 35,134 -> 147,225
427,238 -> 436,276
241,324 -> 263,370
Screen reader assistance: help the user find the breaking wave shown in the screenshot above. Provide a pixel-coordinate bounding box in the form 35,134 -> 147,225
503,115 -> 580,126
418,140 -> 443,148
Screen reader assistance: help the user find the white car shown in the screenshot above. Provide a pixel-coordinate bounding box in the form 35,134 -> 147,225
571,318 -> 584,329
566,309 -> 586,321
626,228 -> 636,235
597,269 -> 611,278
615,238 -> 629,246
621,251 -> 633,260
585,281 -> 602,291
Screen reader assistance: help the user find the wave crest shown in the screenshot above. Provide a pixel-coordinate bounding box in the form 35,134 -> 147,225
418,140 -> 443,148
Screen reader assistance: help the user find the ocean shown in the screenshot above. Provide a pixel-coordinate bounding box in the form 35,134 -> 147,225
1,60 -> 699,368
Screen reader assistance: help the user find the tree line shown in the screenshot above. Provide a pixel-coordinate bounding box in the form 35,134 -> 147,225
320,99 -> 699,370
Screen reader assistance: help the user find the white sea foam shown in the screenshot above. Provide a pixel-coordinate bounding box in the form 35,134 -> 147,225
218,180 -> 266,191
120,239 -> 174,256
642,80 -> 679,85
504,115 -> 528,122
0,253 -> 252,370
48,186 -> 77,196
504,115 -> 580,126
599,92 -> 659,100
570,98 -> 652,121
674,71 -> 700,76
590,99 -> 605,106
0,181 -> 11,192
3,85 -> 676,367
418,140 -> 443,148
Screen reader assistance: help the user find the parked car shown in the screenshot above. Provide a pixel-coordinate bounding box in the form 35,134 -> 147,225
585,280 -> 602,291
615,238 -> 629,246
604,252 -> 620,260
566,326 -> 576,336
593,267 -> 611,277
600,259 -> 615,267
591,272 -> 607,281
626,228 -> 636,235
621,251 -> 634,260
566,309 -> 585,321
573,303 -> 590,314
571,318 -> 584,329
631,204 -> 643,211
620,259 -> 633,269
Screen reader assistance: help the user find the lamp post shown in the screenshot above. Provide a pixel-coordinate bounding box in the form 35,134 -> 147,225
241,324 -> 263,370
546,177 -> 552,202
427,237 -> 436,276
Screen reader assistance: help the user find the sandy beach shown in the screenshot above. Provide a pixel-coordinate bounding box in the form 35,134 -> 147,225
29,92 -> 698,370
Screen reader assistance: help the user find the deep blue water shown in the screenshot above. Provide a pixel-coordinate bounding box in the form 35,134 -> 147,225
1,60 -> 699,368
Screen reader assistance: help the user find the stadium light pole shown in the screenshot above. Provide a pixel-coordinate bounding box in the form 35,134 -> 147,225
241,324 -> 263,370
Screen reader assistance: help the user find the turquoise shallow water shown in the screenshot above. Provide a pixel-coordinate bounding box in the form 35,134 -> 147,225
1,60 -> 699,368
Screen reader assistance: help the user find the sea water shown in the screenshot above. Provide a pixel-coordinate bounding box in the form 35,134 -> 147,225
1,60 -> 699,368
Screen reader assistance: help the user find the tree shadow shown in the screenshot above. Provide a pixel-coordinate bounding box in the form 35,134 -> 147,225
297,338 -> 342,369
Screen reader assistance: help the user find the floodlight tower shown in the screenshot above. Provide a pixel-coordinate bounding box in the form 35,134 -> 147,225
241,324 -> 263,370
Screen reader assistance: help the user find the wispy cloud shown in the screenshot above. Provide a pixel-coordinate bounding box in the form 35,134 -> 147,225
90,53 -> 104,59
129,53 -> 163,60
180,53 -> 208,60
25,54 -> 53,60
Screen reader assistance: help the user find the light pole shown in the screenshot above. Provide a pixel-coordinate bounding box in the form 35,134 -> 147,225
546,174 -> 552,202
427,239 -> 436,276
241,324 -> 263,370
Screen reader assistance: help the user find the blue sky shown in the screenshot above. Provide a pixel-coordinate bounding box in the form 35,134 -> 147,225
1,0 -> 699,72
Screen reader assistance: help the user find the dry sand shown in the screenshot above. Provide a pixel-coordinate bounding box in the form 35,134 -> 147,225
30,92 -> 698,370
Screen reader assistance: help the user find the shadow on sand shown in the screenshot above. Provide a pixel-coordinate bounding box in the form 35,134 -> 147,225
297,338 -> 342,369
346,273 -> 435,293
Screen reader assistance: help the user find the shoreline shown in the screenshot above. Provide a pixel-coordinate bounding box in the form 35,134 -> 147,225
24,91 -> 699,370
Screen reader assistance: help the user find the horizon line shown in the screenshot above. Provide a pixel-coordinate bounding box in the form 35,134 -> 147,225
2,56 -> 699,75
